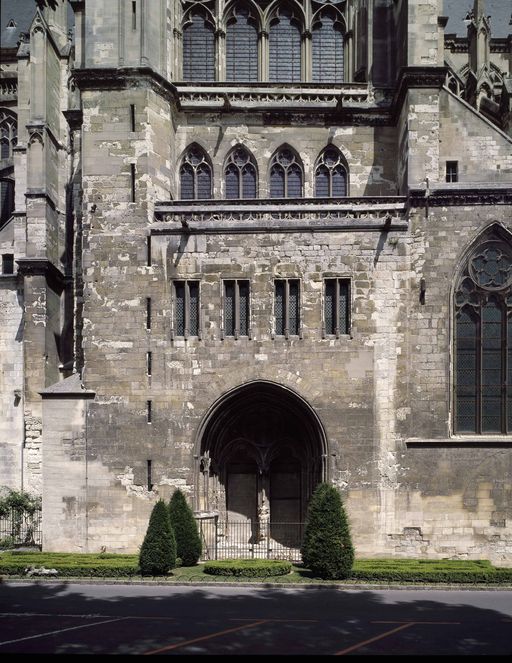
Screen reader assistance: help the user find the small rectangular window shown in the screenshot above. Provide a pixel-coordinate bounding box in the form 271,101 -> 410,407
174,280 -> 200,338
324,279 -> 350,337
146,297 -> 151,330
2,253 -> 14,275
446,161 -> 458,183
146,351 -> 152,376
147,400 -> 152,424
129,104 -> 136,132
274,279 -> 300,338
223,280 -> 250,338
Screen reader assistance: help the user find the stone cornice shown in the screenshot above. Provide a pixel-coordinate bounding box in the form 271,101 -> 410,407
394,66 -> 448,119
71,67 -> 180,106
16,257 -> 65,292
409,185 -> 512,207
153,197 -> 408,233
70,68 -> 396,120
406,437 -> 512,448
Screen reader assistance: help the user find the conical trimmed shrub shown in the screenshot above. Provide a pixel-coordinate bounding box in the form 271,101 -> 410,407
301,483 -> 354,580
139,500 -> 176,576
169,489 -> 202,566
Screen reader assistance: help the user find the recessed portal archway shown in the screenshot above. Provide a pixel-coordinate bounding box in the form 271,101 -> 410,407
195,381 -> 328,537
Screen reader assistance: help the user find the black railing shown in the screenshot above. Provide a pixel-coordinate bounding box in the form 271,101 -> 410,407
196,519 -> 304,562
0,507 -> 42,548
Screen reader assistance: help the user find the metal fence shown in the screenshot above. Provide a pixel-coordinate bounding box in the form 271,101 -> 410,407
196,519 -> 305,562
0,508 -> 42,548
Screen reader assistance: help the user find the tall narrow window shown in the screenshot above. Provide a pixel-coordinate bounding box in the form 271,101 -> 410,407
312,10 -> 345,83
2,254 -> 14,275
174,280 -> 200,338
146,297 -> 152,330
454,232 -> 512,434
446,161 -> 458,183
182,11 -> 215,81
129,104 -> 136,132
224,280 -> 250,338
315,147 -> 347,197
0,180 -> 14,226
225,147 -> 257,199
270,147 -> 303,199
132,1 -> 137,30
275,279 -> 300,338
180,145 -> 212,200
0,111 -> 17,160
147,459 -> 152,488
0,112 -> 17,227
324,279 -> 350,336
130,163 -> 136,202
147,235 -> 152,267
269,6 -> 302,83
226,5 -> 258,82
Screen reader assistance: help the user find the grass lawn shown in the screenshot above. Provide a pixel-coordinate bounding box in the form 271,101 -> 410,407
0,552 -> 511,584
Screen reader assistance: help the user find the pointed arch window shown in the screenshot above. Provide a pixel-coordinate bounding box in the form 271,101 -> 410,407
180,145 -> 212,200
226,5 -> 258,82
182,11 -> 215,81
225,147 -> 257,199
312,10 -> 344,83
315,147 -> 347,197
269,6 -> 302,83
454,234 -> 512,434
0,111 -> 17,160
270,147 -> 303,198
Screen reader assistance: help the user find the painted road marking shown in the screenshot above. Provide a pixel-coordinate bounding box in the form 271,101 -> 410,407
143,620 -> 269,655
0,612 -> 175,621
372,621 -> 461,625
0,617 -> 126,647
230,618 -> 318,623
334,622 -> 416,656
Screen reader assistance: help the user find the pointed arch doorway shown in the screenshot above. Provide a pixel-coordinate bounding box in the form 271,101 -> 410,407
195,381 -> 328,551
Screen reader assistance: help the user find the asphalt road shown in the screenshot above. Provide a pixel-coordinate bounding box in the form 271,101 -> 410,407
0,582 -> 511,655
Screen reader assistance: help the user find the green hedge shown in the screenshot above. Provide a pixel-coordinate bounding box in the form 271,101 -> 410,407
0,552 -> 140,578
204,559 -> 292,578
351,559 -> 512,584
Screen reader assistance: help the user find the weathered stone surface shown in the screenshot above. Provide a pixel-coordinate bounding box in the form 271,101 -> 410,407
0,0 -> 511,564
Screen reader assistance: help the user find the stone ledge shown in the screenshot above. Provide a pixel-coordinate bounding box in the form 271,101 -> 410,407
406,437 -> 512,448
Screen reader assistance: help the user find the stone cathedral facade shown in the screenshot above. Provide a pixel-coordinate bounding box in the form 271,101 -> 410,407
1,0 -> 512,562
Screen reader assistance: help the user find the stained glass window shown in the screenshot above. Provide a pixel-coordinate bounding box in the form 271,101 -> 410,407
315,147 -> 347,197
455,237 -> 512,434
226,5 -> 258,82
269,7 -> 301,82
312,10 -> 344,83
180,145 -> 212,200
225,148 -> 257,199
182,11 -> 215,81
270,148 -> 303,199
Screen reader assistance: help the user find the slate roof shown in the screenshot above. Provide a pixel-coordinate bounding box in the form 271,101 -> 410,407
0,0 -> 74,50
444,0 -> 512,39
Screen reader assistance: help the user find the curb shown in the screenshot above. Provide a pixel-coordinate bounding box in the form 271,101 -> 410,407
3,577 -> 512,591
